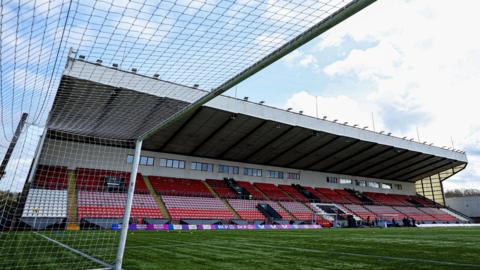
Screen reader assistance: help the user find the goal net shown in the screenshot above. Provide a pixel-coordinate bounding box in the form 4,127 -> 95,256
0,0 -> 375,269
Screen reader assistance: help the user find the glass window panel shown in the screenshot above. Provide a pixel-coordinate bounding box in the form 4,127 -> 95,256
159,158 -> 167,167
127,155 -> 134,164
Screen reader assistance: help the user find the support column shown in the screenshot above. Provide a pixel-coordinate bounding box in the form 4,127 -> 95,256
115,140 -> 142,270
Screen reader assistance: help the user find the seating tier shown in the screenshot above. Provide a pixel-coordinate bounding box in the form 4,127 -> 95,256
364,192 -> 409,206
22,189 -> 67,218
343,204 -> 376,220
278,185 -> 308,202
363,205 -> 407,220
393,206 -> 435,221
227,199 -> 289,220
278,201 -> 313,220
254,183 -> 291,201
205,179 -> 238,198
418,207 -> 457,222
77,191 -> 161,219
162,195 -> 234,220
149,176 -> 213,197
315,188 -> 351,204
33,165 -> 68,190
236,181 -> 265,200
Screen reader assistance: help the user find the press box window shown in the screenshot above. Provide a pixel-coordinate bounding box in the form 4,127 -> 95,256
219,165 -> 239,174
191,162 -> 213,172
127,155 -> 154,166
244,168 -> 262,177
287,172 -> 300,180
381,183 -> 392,189
159,158 -> 185,169
355,180 -> 366,187
395,184 -> 403,190
339,178 -> 352,185
367,181 -> 380,188
326,177 -> 338,183
267,170 -> 284,179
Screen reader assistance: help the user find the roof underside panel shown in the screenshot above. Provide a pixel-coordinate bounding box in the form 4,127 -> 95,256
48,76 -> 189,139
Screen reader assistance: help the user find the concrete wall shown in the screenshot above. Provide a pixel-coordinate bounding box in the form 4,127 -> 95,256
446,196 -> 480,218
39,138 -> 416,195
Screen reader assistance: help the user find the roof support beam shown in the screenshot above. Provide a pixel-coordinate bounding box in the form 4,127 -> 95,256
305,140 -> 360,170
285,136 -> 340,167
264,133 -> 315,165
374,155 -> 436,179
218,120 -> 268,159
189,115 -> 234,155
399,160 -> 453,181
318,143 -> 377,172
392,158 -> 449,180
342,146 -> 394,174
243,125 -> 295,161
158,107 -> 203,151
369,153 -> 422,175
351,151 -> 416,176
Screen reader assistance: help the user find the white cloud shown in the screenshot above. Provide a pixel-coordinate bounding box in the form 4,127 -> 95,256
282,50 -> 318,69
285,91 -> 379,130
284,0 -> 480,190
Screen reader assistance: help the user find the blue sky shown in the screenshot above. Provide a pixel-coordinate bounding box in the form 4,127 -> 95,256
0,0 -> 478,191
230,0 -> 480,190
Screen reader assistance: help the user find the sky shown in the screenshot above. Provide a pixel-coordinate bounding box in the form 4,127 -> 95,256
0,0 -> 478,192
229,0 -> 480,190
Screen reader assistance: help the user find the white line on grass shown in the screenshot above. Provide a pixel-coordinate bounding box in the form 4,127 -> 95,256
33,232 -> 113,269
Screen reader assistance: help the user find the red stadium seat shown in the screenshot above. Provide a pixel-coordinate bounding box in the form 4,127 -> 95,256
33,165 -> 68,190
149,176 -> 213,197
278,185 -> 309,202
254,183 -> 292,201
162,195 -> 235,220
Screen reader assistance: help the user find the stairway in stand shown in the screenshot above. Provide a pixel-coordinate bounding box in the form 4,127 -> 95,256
144,176 -> 170,220
253,185 -> 295,220
66,170 -> 79,230
203,181 -> 241,219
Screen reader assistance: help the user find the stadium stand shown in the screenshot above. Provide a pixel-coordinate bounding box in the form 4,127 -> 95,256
149,176 -> 213,197
75,168 -> 129,191
236,181 -> 265,200
162,195 -> 234,220
343,204 -> 376,220
315,188 -> 351,204
77,191 -> 162,220
278,185 -> 309,202
363,205 -> 407,221
393,206 -> 435,221
22,189 -> 67,218
418,207 -> 458,222
278,201 -> 313,220
254,183 -> 291,201
227,199 -> 289,221
303,186 -> 329,202
33,165 -> 68,190
411,196 -> 437,207
205,179 -> 238,198
364,192 -> 409,206
335,189 -> 363,204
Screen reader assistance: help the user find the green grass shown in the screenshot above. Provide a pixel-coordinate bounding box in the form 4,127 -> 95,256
2,228 -> 480,269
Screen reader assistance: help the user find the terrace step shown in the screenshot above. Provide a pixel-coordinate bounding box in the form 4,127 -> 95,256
203,181 -> 241,219
144,176 -> 170,220
253,186 -> 294,220
66,170 -> 78,227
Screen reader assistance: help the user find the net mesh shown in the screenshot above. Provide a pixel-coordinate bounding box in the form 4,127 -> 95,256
0,0 -> 366,269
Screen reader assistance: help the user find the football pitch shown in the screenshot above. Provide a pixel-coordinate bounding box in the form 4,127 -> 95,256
1,227 -> 480,269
